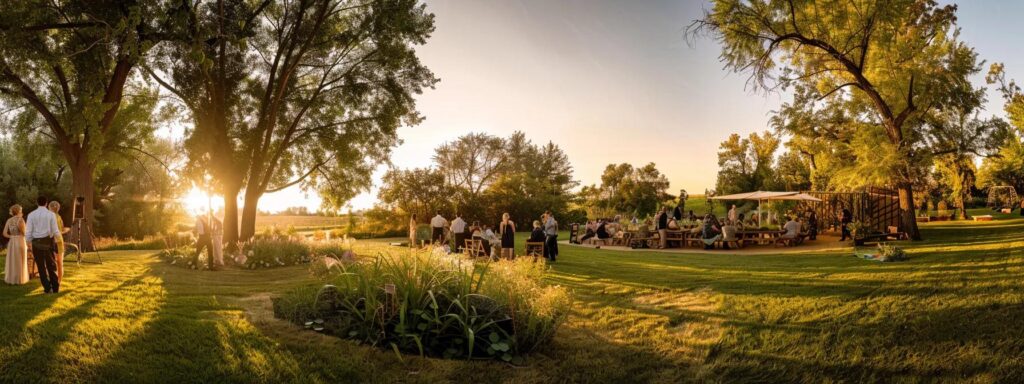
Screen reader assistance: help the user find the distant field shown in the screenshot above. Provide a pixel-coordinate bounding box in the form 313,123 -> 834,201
254,215 -> 347,230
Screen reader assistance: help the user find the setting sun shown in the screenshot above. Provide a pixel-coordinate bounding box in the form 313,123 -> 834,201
181,187 -> 222,216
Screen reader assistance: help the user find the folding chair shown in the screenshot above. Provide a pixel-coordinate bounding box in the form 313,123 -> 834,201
464,239 -> 487,258
525,241 -> 545,260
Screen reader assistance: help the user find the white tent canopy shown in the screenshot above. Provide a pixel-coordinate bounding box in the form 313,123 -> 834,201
711,191 -> 800,201
711,191 -> 820,224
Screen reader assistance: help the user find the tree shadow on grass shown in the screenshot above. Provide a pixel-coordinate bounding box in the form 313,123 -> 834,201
705,301 -> 1024,382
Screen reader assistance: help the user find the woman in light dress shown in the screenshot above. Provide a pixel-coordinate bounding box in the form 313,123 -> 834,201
211,216 -> 224,268
48,201 -> 69,283
409,213 -> 418,248
4,204 -> 29,285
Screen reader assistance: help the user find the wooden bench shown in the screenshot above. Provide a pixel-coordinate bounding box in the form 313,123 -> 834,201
775,234 -> 806,247
885,226 -> 907,240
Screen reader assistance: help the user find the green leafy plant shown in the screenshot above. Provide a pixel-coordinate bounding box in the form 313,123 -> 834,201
848,221 -> 866,239
273,248 -> 572,362
877,243 -> 908,262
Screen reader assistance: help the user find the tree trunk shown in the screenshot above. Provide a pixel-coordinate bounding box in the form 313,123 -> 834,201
222,182 -> 241,248
897,183 -> 922,241
239,189 -> 261,241
70,160 -> 96,251
955,192 -> 969,220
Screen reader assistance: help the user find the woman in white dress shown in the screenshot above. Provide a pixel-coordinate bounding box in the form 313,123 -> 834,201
4,204 -> 29,285
408,214 -> 418,248
211,216 -> 224,268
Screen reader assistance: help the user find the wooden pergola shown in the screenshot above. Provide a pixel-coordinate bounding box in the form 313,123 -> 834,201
795,187 -> 903,234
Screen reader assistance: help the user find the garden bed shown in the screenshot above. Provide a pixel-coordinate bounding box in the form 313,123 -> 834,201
273,248 -> 572,362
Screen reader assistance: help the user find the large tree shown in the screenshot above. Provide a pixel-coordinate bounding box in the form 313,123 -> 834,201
692,0 -> 981,240
152,0 -> 438,241
146,0 -> 267,246
234,0 -> 436,240
715,131 -> 780,195
583,163 -> 671,219
0,0 -> 173,248
433,132 -> 507,197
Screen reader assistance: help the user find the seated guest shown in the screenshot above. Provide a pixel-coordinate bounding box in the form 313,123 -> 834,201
594,220 -> 610,248
689,219 -> 703,235
579,221 -> 597,243
529,220 -> 546,242
701,214 -> 722,250
782,216 -> 802,239
736,213 -> 746,229
688,210 -> 697,221
720,222 -> 738,250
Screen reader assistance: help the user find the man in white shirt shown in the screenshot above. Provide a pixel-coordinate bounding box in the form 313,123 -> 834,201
192,215 -> 213,270
450,213 -> 467,252
429,211 -> 447,245
26,196 -> 61,293
543,211 -> 558,262
782,216 -> 803,239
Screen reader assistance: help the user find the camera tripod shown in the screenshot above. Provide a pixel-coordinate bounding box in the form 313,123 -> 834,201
70,217 -> 101,265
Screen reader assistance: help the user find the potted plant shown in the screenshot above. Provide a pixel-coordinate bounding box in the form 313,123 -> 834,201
849,221 -> 866,246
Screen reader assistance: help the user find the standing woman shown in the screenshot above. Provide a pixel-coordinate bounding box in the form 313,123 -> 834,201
48,201 -> 69,283
4,204 -> 29,285
409,213 -> 418,248
499,213 -> 516,259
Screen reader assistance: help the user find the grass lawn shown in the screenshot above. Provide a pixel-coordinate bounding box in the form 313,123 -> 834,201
2,208 -> 1024,383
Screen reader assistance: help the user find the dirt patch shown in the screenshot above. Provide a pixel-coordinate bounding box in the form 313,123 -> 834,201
233,293 -> 343,347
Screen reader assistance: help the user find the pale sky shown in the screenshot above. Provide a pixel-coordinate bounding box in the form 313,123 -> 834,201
255,0 -> 1024,213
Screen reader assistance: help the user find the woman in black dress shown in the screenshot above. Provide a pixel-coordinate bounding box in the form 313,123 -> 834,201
499,213 -> 516,260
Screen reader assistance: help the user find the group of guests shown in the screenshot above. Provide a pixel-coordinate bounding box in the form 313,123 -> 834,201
3,196 -> 70,293
572,217 -> 622,249
645,204 -> 824,250
409,210 -> 560,262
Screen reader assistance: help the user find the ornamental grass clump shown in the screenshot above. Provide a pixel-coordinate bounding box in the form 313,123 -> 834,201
273,247 -> 572,362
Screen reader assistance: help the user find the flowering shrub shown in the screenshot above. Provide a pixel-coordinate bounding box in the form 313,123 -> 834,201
273,247 -> 572,362
157,246 -> 197,268
241,237 -> 312,269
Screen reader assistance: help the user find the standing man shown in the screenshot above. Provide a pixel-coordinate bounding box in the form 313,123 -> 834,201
728,204 -> 738,224
192,214 -> 213,269
451,213 -> 467,252
25,196 -> 61,293
655,207 -> 668,249
543,211 -> 559,262
430,211 -> 448,245
839,208 -> 853,241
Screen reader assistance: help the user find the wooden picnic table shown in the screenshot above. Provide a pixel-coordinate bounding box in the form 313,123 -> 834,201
737,230 -> 786,246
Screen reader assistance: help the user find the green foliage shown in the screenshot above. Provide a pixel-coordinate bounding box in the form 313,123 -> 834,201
242,237 -> 313,270
715,131 -> 791,195
274,248 -> 571,361
978,132 -> 1024,194
876,243 -> 908,262
376,131 -> 578,230
157,246 -> 197,268
580,162 -> 671,218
